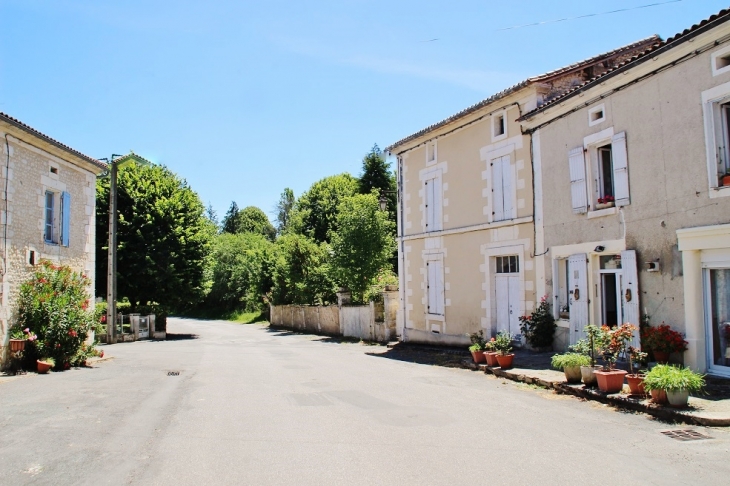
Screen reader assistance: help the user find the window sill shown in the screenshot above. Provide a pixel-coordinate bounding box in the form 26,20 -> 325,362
425,313 -> 445,322
587,207 -> 617,219
709,185 -> 730,199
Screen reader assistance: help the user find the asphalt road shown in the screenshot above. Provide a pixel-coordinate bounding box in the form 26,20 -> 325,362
1,318 -> 729,486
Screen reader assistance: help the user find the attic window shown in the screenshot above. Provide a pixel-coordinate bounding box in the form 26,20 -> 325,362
426,142 -> 437,165
50,166 -> 58,175
493,113 -> 506,139
711,45 -> 730,76
588,104 -> 606,127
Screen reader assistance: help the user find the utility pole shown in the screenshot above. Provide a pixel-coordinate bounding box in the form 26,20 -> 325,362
99,154 -> 123,344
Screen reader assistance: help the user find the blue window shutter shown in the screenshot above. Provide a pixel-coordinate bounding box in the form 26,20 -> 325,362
61,191 -> 71,247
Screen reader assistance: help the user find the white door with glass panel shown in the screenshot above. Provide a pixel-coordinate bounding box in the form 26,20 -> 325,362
495,255 -> 520,336
705,266 -> 730,377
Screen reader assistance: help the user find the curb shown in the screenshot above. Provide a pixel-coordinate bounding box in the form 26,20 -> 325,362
464,360 -> 730,427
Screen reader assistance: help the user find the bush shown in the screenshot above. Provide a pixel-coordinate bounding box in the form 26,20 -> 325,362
364,268 -> 398,303
643,364 -> 705,393
551,353 -> 591,370
642,323 -> 688,354
519,296 -> 556,349
17,261 -> 96,368
271,233 -> 336,305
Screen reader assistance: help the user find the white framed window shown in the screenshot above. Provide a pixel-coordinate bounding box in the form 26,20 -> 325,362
44,190 -> 71,246
588,104 -> 606,127
712,44 -> 730,77
426,141 -> 437,166
568,128 -> 630,213
702,83 -> 730,193
423,173 -> 443,232
492,111 -> 507,142
491,154 -> 514,221
426,255 -> 445,316
495,255 -> 519,274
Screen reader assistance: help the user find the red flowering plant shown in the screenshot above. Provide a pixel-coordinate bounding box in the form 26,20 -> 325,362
600,323 -> 636,370
597,195 -> 615,205
16,260 -> 97,369
641,323 -> 688,354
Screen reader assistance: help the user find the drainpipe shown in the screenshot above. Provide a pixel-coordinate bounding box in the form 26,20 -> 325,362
397,155 -> 407,342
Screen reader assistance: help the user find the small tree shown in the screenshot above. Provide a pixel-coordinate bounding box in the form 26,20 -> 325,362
274,187 -> 295,236
329,193 -> 396,303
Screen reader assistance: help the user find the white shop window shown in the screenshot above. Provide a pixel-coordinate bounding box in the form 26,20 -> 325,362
568,129 -> 630,213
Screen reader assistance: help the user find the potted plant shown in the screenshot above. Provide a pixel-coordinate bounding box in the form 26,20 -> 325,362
626,346 -> 648,396
595,195 -> 615,210
721,173 -> 730,187
482,338 -> 499,366
594,324 -> 635,393
643,364 -> 705,408
8,326 -> 36,352
558,304 -> 569,320
576,325 -> 606,386
551,352 -> 591,383
642,323 -> 688,363
493,331 -> 514,369
467,330 -> 486,364
37,357 -> 55,374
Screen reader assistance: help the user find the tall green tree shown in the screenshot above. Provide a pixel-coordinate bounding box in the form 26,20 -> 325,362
274,187 -> 295,236
222,201 -> 240,234
329,193 -> 396,303
95,163 -> 214,313
289,173 -> 359,243
271,233 -> 336,305
237,206 -> 276,241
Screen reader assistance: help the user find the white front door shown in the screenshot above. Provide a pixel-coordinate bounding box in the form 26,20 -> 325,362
496,274 -> 520,335
705,267 -> 730,377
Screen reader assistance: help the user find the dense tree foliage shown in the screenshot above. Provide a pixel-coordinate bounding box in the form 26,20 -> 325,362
359,144 -> 396,216
270,233 -> 336,305
274,187 -> 295,236
221,203 -> 275,240
329,193 -> 396,303
96,163 -> 214,313
222,201 -> 240,234
288,173 -> 358,243
204,233 -> 274,312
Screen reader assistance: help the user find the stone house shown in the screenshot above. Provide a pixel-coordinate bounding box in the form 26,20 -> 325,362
520,8 -> 730,376
0,112 -> 106,365
385,37 -> 657,346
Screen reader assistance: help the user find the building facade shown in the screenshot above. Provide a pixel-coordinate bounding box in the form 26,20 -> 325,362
0,113 -> 105,364
521,9 -> 730,375
386,38 -> 657,346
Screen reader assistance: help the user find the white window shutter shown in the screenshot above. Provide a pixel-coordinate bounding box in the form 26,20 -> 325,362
568,253 -> 588,343
425,180 -> 434,231
612,132 -> 630,207
433,176 -> 442,231
492,158 -> 504,221
502,157 -> 514,219
568,147 -> 588,214
621,250 -> 641,348
435,260 -> 445,315
427,261 -> 435,313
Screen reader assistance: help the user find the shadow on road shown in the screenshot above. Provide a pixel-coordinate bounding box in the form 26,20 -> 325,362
164,333 -> 200,341
365,343 -> 470,368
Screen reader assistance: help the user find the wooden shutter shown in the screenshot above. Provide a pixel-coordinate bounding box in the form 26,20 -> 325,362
61,191 -> 71,247
427,259 -> 444,315
568,253 -> 588,343
435,259 -> 444,315
621,250 -> 640,348
425,180 -> 434,231
502,156 -> 514,219
568,147 -> 588,214
492,158 -> 504,221
432,176 -> 442,231
612,132 -> 630,207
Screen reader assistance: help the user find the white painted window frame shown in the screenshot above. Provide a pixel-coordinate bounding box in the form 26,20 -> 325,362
702,81 -> 730,198
711,44 -> 730,77
588,103 -> 606,127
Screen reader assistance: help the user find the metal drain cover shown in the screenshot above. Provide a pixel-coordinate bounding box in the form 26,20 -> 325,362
661,429 -> 712,441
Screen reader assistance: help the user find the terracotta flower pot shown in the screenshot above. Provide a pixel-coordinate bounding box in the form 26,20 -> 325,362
37,360 -> 52,374
484,351 -> 499,366
653,351 -> 670,364
666,389 -> 690,408
563,366 -> 582,383
626,374 -> 646,395
650,389 -> 668,404
471,350 -> 486,364
580,365 -> 601,386
496,353 -> 514,369
594,369 -> 627,393
9,339 -> 26,352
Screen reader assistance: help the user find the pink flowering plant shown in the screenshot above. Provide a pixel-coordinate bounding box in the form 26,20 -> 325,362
17,260 -> 96,369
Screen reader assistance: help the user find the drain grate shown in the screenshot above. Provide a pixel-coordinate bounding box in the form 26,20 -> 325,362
167,371 -> 180,376
661,429 -> 712,441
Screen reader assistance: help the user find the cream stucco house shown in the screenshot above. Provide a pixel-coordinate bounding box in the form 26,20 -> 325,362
520,8 -> 730,376
385,38 -> 657,346
0,112 -> 106,365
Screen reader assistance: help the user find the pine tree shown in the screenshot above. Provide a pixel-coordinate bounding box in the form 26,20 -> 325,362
222,201 -> 240,234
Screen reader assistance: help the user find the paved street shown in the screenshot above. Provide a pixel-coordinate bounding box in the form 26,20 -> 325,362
1,318 -> 729,485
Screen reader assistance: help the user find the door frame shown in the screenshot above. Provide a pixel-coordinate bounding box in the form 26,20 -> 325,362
599,269 -> 622,327
703,264 -> 730,378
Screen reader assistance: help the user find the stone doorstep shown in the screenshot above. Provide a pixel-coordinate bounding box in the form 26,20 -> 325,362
464,360 -> 730,427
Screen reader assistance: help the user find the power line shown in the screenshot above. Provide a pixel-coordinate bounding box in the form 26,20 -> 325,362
497,0 -> 685,31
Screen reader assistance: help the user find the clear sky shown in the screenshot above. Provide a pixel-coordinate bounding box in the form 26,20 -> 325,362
1,0 -> 728,221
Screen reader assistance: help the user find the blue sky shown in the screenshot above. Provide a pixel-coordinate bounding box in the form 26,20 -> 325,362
1,0 -> 728,221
